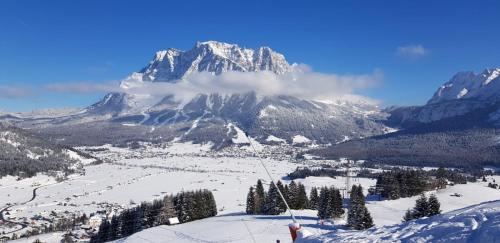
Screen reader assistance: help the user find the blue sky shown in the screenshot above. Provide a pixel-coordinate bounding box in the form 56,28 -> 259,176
1,0 -> 499,111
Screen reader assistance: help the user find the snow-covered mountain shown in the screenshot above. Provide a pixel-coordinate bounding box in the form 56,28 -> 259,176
134,41 -> 292,82
387,68 -> 500,127
5,41 -> 392,147
428,68 -> 500,104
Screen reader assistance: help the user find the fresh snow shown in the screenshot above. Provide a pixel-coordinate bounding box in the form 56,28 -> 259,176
266,135 -> 286,143
293,135 -> 311,144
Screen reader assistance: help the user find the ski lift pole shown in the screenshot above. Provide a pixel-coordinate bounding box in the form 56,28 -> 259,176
244,131 -> 302,242
245,131 -> 297,223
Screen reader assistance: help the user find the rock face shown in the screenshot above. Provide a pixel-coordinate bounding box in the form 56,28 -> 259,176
135,41 -> 292,82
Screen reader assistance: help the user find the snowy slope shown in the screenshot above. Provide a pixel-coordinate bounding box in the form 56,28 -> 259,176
298,200 -> 500,243
429,68 -> 500,104
388,68 -> 500,126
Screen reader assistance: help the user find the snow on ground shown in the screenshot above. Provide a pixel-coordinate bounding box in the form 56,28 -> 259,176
293,135 -> 311,144
112,211 -> 326,243
228,123 -> 249,144
0,174 -> 56,206
266,135 -> 286,143
299,200 -> 500,243
3,144 -> 500,242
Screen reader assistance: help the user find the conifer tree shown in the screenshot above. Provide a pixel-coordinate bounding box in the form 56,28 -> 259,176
262,182 -> 283,215
413,194 -> 429,218
108,216 -> 119,240
297,183 -> 309,209
427,194 -> 441,216
288,181 -> 298,209
332,188 -> 344,218
276,181 -> 288,212
255,179 -> 266,214
309,187 -> 319,210
246,186 -> 256,214
317,187 -> 330,219
96,219 -> 110,242
403,209 -> 414,222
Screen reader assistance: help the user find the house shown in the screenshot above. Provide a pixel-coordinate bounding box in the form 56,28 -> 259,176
167,217 -> 179,225
89,215 -> 103,229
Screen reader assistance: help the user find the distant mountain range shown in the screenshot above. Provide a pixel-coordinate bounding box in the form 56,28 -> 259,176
1,41 -> 500,158
1,41 -> 391,147
312,68 -> 500,168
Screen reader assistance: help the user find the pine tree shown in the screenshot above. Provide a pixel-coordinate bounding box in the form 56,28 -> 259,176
108,216 -> 119,240
263,182 -> 282,215
348,185 -> 373,230
332,188 -> 344,218
246,186 -> 256,214
288,181 -> 298,209
317,187 -> 329,219
427,194 -> 441,216
297,183 -> 309,209
255,179 -> 266,214
413,194 -> 429,218
403,209 -> 414,222
96,219 -> 110,242
309,187 -> 319,210
276,181 -> 288,212
360,205 -> 374,229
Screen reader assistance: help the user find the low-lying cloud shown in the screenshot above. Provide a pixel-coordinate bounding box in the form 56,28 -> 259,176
1,65 -> 383,104
122,65 -> 383,103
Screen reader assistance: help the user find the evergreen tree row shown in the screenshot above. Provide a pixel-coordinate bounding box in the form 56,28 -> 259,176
347,185 -> 374,230
374,169 -> 436,200
246,180 -> 309,215
90,189 -> 217,243
316,186 -> 344,220
403,194 -> 441,221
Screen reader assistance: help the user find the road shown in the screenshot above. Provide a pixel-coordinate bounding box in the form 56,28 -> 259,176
0,185 -> 47,236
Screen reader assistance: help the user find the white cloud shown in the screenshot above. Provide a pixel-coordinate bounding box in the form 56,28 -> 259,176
0,85 -> 34,99
42,81 -> 120,94
0,66 -> 383,105
119,65 -> 383,103
396,44 -> 429,59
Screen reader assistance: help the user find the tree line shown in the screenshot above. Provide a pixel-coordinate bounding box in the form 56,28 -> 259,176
246,180 -> 375,230
246,180 -> 309,215
90,189 -> 217,243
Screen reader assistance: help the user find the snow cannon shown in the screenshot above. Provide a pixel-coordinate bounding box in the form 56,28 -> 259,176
288,222 -> 301,242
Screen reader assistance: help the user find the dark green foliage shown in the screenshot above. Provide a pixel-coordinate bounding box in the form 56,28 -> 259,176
255,179 -> 266,214
403,194 -> 441,221
246,186 -> 256,214
427,194 -> 441,216
317,187 -> 344,219
347,185 -> 374,230
287,167 -> 344,180
92,189 -> 217,242
311,128 -> 500,168
309,187 -> 319,210
276,181 -> 288,212
262,182 -> 284,215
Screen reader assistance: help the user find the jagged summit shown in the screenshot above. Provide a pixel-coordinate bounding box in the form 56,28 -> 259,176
134,41 -> 292,82
428,68 -> 500,104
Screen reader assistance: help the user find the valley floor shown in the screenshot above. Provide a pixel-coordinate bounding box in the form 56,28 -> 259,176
2,142 -> 500,242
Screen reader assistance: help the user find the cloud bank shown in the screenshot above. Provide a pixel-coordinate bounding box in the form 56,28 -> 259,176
120,65 -> 383,103
0,65 -> 382,104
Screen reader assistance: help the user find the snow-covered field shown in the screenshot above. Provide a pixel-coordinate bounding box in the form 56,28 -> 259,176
3,143 -> 500,242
